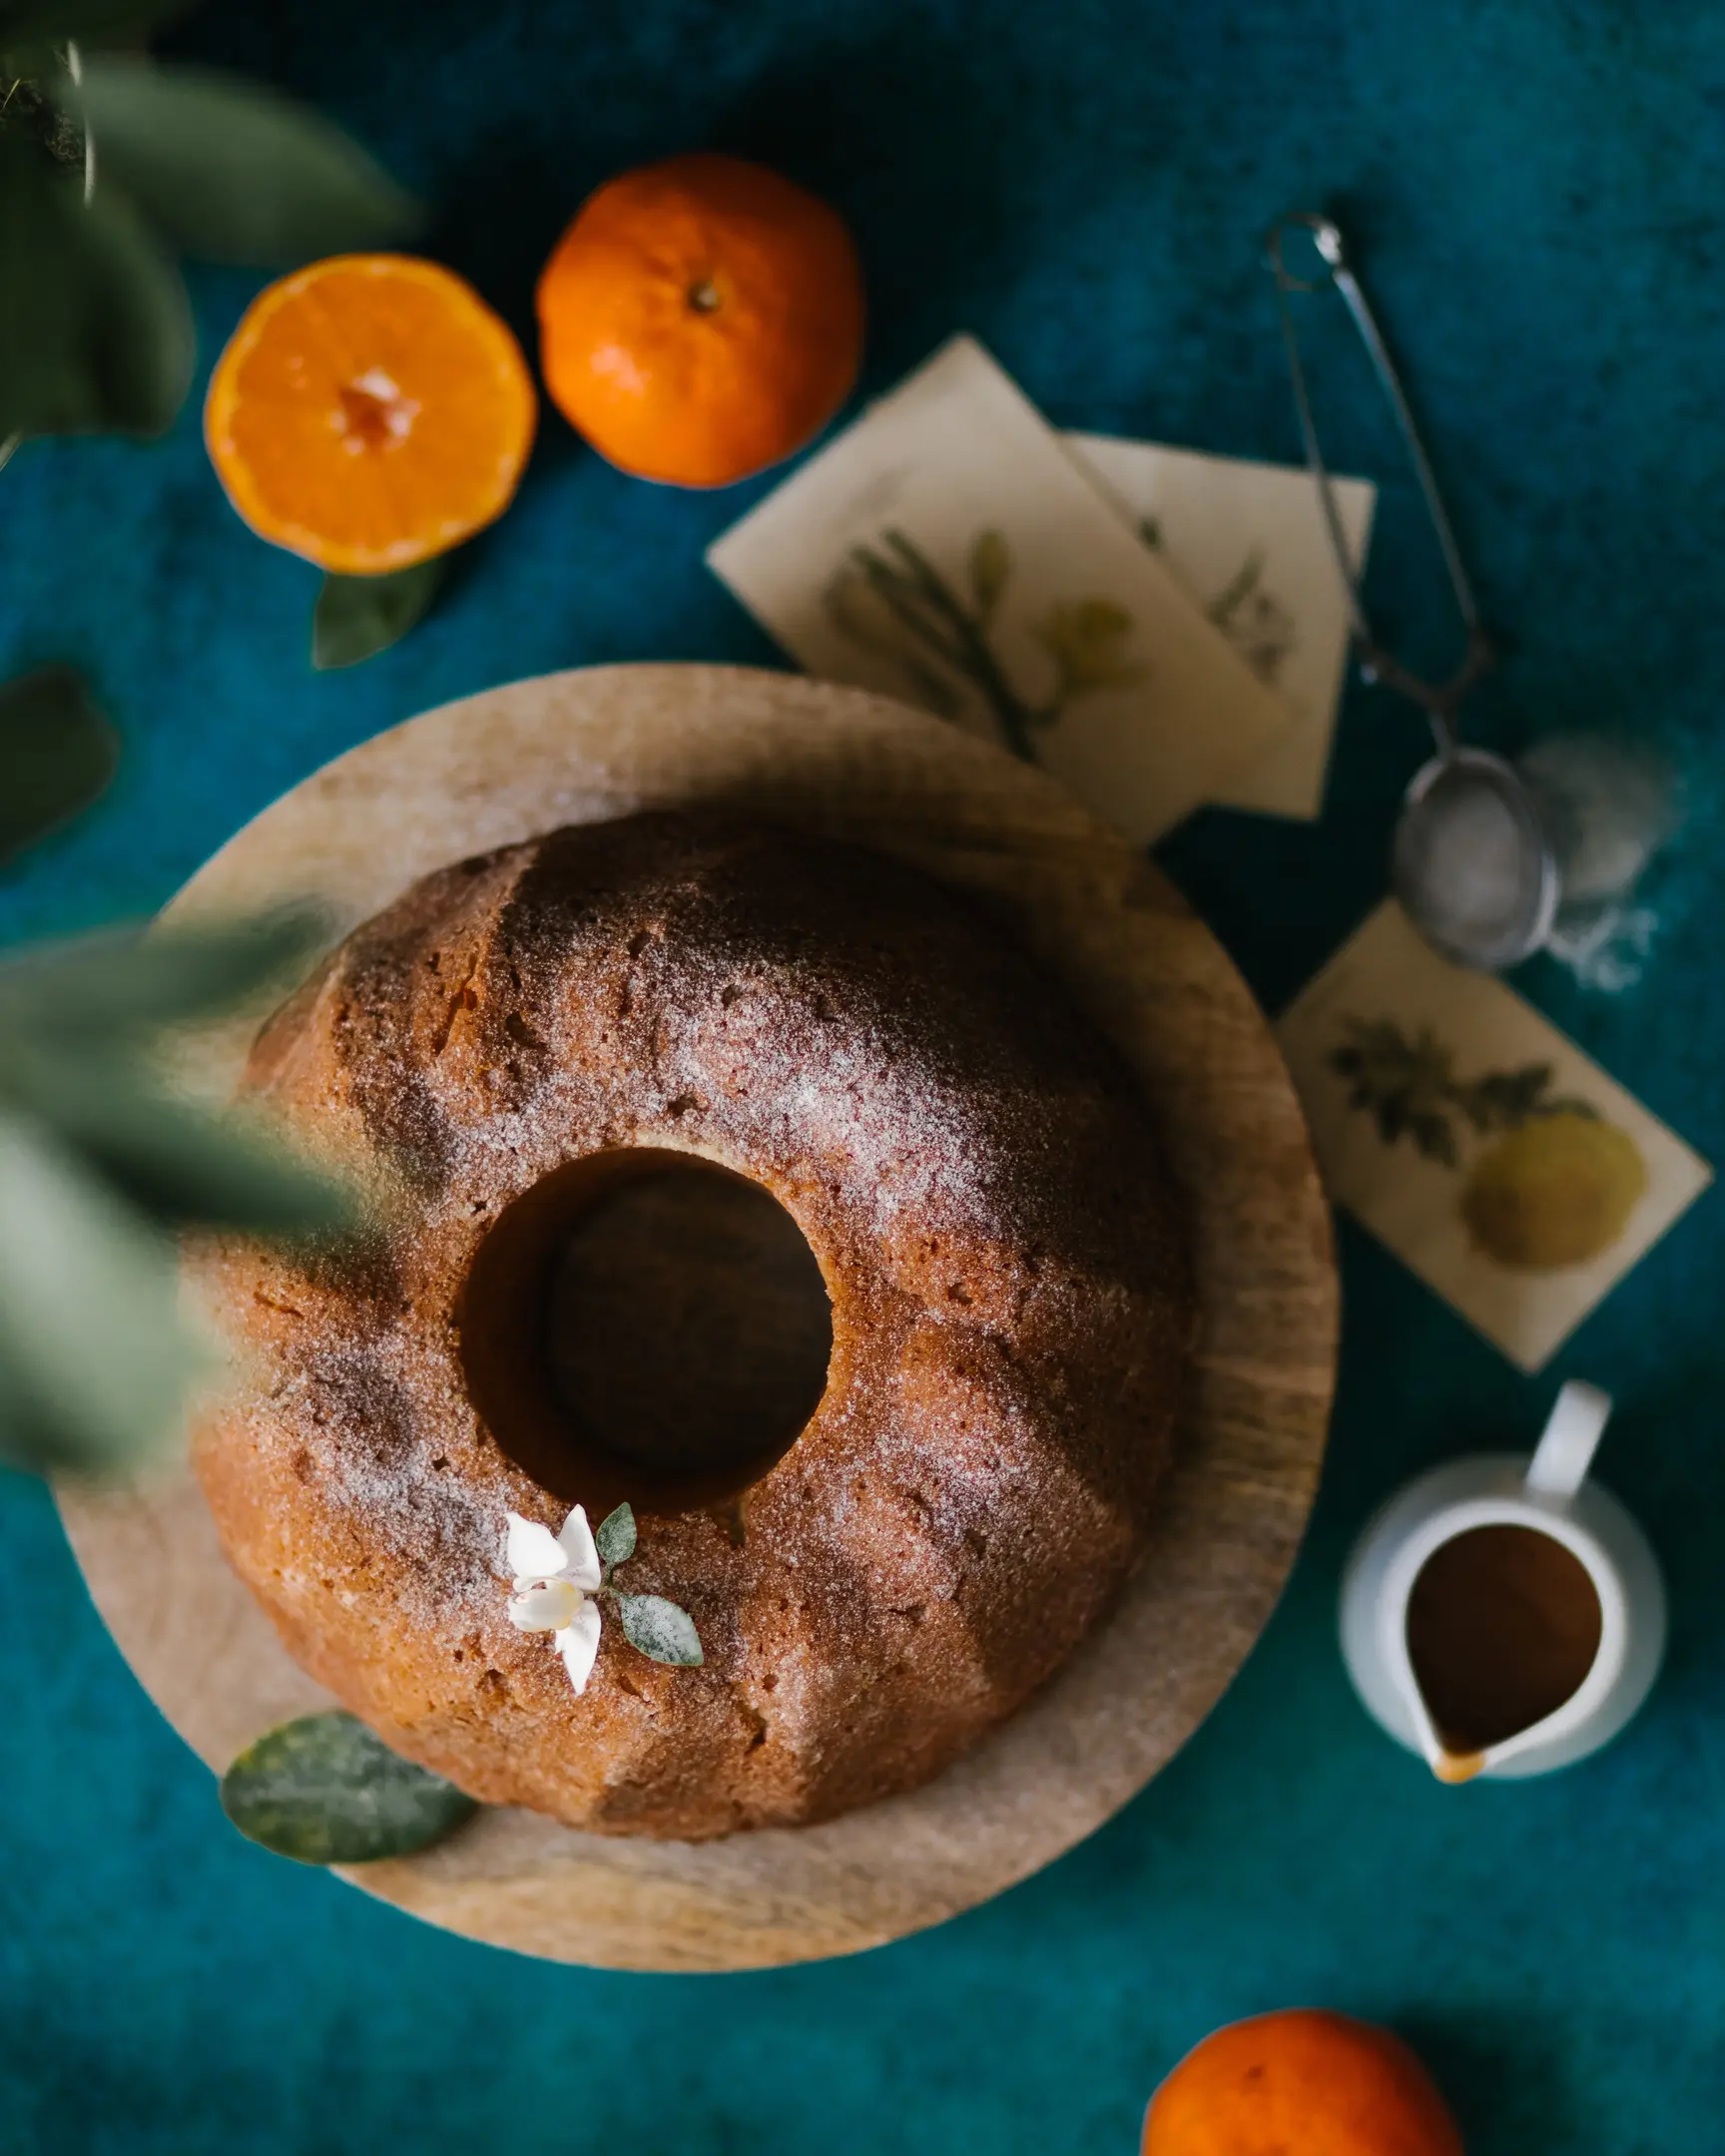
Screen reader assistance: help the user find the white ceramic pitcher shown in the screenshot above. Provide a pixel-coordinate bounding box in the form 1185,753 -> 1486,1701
1340,1382 -> 1666,1780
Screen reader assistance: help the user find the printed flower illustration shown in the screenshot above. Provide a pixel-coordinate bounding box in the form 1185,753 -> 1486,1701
505,1506 -> 604,1693
502,1501 -> 705,1696
1031,597 -> 1144,697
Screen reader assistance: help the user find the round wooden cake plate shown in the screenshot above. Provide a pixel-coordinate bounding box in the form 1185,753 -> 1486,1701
59,664 -> 1337,1972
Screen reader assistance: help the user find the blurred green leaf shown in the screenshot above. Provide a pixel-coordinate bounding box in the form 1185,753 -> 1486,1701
0,912 -> 323,1038
0,1045 -> 352,1235
312,557 -> 445,671
0,0 -> 191,36
71,59 -> 421,266
0,1110 -> 203,1475
221,1711 -> 478,1865
0,1358 -> 75,1480
0,133 -> 193,436
0,664 -> 119,861
616,1593 -> 704,1667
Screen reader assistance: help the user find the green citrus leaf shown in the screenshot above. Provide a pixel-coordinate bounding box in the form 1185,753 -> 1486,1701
0,1109 -> 203,1476
0,912 -> 323,1038
312,557 -> 445,671
594,1501 -> 637,1568
221,1711 -> 478,1866
0,664 -> 118,860
70,60 -> 421,266
616,1593 -> 703,1667
0,135 -> 193,437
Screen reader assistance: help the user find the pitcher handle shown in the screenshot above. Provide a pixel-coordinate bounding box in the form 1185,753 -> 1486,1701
1524,1380 -> 1613,1500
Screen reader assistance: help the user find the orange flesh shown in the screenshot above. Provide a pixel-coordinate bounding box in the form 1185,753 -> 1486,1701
205,255 -> 537,574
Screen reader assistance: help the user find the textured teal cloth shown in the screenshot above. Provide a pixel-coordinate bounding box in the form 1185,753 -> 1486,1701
3,3 -> 1724,2150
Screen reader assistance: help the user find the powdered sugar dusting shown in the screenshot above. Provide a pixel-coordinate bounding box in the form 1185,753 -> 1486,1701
195,813 -> 1190,1838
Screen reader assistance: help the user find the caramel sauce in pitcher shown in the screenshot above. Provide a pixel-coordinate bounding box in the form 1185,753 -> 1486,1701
1407,1524 -> 1603,1768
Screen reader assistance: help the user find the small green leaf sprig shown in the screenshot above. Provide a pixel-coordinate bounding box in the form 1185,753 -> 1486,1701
217,1506 -> 707,1872
505,1501 -> 703,1694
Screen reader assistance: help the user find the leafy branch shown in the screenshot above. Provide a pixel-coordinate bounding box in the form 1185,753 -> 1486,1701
0,908 -> 354,1477
0,665 -> 352,1478
1,2 -> 419,446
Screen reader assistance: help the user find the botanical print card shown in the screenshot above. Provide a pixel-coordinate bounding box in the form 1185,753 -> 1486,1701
1065,432 -> 1376,821
1278,900 -> 1712,1371
708,335 -> 1293,846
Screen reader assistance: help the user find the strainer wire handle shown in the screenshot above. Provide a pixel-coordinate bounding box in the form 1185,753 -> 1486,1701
1266,212 -> 1494,752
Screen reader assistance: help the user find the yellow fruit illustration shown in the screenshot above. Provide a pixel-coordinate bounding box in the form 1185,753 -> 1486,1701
1460,1110 -> 1647,1271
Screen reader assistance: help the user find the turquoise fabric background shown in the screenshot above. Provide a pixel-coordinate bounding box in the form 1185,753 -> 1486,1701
3,2 -> 1723,2148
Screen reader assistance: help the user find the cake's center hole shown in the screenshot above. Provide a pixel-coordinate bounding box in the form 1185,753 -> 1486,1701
457,1150 -> 832,1513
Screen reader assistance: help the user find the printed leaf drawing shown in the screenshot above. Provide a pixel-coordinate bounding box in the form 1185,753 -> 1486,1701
1137,522 -> 1297,686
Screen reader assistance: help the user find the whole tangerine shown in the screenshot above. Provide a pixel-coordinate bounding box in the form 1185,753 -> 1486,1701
1143,2010 -> 1464,2156
536,152 -> 864,487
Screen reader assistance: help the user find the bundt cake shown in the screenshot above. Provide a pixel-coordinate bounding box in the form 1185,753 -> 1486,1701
193,812 -> 1193,1840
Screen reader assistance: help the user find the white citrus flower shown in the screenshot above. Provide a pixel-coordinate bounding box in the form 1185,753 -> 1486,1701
504,1506 -> 604,1694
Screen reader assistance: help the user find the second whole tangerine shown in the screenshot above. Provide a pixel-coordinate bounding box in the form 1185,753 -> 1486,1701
535,153 -> 864,488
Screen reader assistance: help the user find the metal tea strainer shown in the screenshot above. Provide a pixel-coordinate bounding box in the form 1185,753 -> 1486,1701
1266,212 -> 1559,971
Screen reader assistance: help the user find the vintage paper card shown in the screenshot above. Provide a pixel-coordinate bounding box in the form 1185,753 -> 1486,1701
1278,900 -> 1712,1370
1065,432 -> 1376,821
707,335 -> 1293,846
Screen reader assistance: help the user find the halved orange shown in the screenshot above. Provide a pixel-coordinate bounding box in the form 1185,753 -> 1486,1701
205,255 -> 537,575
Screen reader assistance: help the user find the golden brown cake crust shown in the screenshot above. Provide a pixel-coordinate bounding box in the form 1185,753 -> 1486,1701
193,813 -> 1192,1839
